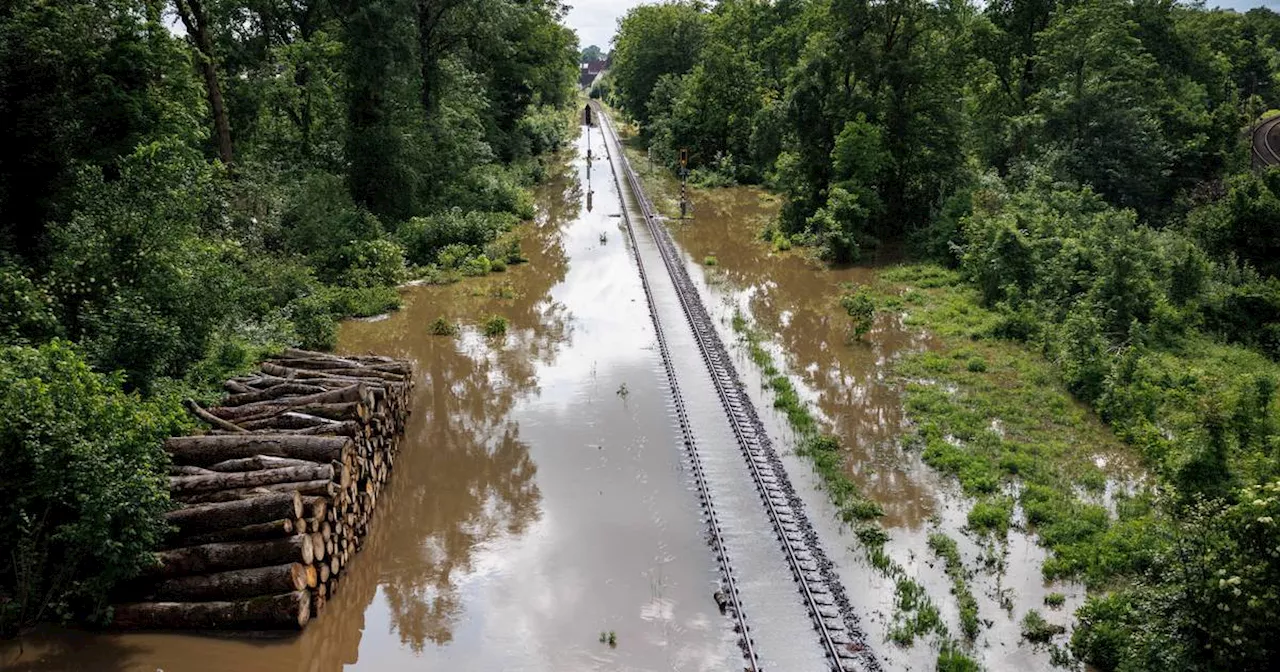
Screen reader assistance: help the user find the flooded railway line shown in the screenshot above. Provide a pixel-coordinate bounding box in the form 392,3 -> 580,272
595,103 -> 879,672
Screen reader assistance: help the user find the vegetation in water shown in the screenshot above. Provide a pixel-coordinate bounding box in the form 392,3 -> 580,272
429,317 -> 458,336
927,533 -> 981,641
838,287 -> 876,340
610,1 -> 1280,667
0,0 -> 577,630
482,316 -> 509,338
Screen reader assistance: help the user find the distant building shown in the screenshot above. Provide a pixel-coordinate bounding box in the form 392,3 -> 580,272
579,58 -> 609,90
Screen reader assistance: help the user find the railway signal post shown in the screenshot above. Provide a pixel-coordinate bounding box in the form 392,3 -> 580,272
679,148 -> 690,219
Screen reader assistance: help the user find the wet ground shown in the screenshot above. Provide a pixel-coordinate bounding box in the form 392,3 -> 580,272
2,127 -> 738,671
649,181 -> 1091,670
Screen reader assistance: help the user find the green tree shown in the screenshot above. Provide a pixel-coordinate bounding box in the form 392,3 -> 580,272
610,1 -> 708,127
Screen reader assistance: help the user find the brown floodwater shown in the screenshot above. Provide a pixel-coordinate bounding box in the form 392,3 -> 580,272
635,172 -> 1133,671
2,128 -> 737,671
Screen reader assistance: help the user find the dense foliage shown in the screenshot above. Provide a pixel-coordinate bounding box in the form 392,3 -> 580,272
0,342 -> 189,634
610,1 -> 1280,669
0,0 -> 576,633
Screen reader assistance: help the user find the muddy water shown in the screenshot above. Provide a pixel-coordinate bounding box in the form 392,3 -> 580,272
650,182 -> 1088,671
2,129 -> 735,671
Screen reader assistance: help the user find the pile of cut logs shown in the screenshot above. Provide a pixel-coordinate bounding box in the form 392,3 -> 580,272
110,348 -> 413,631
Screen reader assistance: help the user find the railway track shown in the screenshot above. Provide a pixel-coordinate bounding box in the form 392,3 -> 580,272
1252,114 -> 1280,168
593,102 -> 879,672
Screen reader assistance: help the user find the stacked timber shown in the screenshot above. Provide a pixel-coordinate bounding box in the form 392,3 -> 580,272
111,348 -> 413,631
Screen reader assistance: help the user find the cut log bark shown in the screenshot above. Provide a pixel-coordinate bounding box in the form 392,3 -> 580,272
221,383 -> 328,407
169,465 -> 217,477
164,493 -> 303,537
261,362 -> 404,383
168,464 -> 334,495
286,421 -> 362,437
176,480 -> 340,505
237,412 -> 338,432
147,535 -> 313,578
166,518 -> 295,548
111,591 -> 310,630
142,563 -> 309,601
183,398 -> 247,433
224,379 -> 253,394
206,455 -> 319,472
164,435 -> 351,466
211,385 -> 369,420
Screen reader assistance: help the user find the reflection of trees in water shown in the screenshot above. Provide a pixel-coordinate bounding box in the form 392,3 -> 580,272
369,158 -> 578,652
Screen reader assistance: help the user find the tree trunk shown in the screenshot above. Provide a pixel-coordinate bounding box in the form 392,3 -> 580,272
175,479 -> 340,505
141,563 -> 309,602
212,385 -> 370,420
237,412 -> 340,432
111,591 -> 310,630
169,463 -> 335,495
165,518 -> 296,548
207,455 -> 323,472
175,0 -> 234,166
222,383 -> 327,407
148,535 -> 314,578
164,435 -> 352,466
165,493 -> 303,537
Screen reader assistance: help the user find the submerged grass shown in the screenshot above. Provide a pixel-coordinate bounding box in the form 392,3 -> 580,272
729,309 -> 977,657
928,532 -> 981,641
871,264 -> 1150,588
730,310 -> 880,523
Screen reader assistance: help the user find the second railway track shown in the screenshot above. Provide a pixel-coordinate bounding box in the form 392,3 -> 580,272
594,102 -> 880,672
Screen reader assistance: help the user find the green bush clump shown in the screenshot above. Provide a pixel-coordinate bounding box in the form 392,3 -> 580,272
936,644 -> 981,672
967,497 -> 1013,536
429,317 -> 458,336
1044,592 -> 1066,608
965,356 -> 987,373
1022,608 -> 1065,644
483,315 -> 508,337
460,255 -> 493,277
288,294 -> 338,351
397,209 -> 519,267
839,287 -> 876,339
0,342 -> 187,634
326,285 -> 401,318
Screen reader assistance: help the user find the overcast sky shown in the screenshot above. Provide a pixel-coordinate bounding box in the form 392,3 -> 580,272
565,0 -> 647,51
564,0 -> 1280,54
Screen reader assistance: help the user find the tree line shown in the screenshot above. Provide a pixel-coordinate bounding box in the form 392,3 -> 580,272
605,1 -> 1280,670
0,0 -> 576,636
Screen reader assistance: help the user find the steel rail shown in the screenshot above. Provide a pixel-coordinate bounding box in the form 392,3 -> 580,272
594,102 -> 878,672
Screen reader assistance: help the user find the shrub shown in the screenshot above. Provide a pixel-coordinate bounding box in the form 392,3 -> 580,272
288,294 -> 337,351
1045,592 -> 1066,608
429,317 -> 458,336
0,342 -> 187,634
704,255 -> 718,266
840,288 -> 876,339
483,315 -> 508,337
0,263 -> 60,345
1022,608 -> 1065,644
335,238 -> 407,289
967,497 -> 1012,535
397,209 -> 519,267
326,285 -> 401,318
460,255 -> 493,277
936,644 -> 981,672
966,357 -> 988,373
